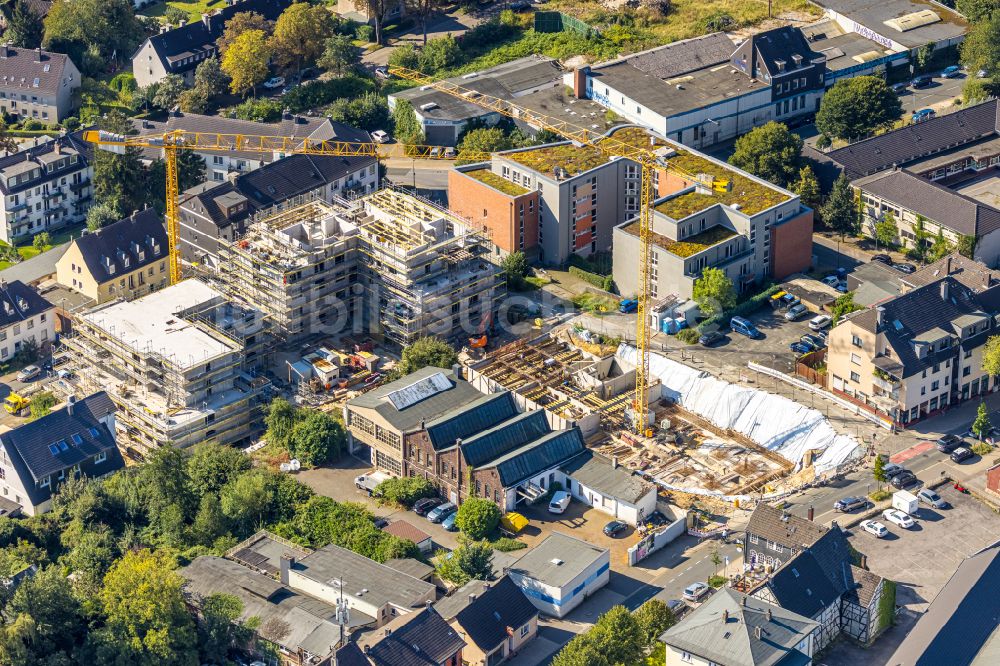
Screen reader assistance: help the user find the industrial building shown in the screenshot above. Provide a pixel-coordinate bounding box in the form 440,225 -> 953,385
62,279 -> 270,457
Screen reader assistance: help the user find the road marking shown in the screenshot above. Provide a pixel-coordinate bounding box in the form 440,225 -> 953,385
891,441 -> 935,463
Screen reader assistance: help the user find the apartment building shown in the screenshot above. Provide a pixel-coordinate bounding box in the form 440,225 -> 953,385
178,146 -> 377,269
62,279 -> 269,457
0,279 -> 55,362
0,45 -> 80,123
0,130 -> 92,244
55,208 -> 168,304
827,276 -> 1000,426
612,146 -> 812,300
448,165 -> 539,257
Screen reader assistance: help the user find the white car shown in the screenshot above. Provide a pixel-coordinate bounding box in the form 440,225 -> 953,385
548,490 -> 570,514
16,365 -> 41,382
371,130 -> 390,144
809,314 -> 832,331
882,508 -> 915,529
682,582 -> 710,602
860,519 -> 889,538
263,76 -> 286,89
785,303 -> 809,321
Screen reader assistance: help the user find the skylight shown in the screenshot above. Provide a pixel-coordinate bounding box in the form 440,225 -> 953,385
48,444 -> 59,455
89,427 -> 100,437
58,440 -> 68,451
72,433 -> 83,446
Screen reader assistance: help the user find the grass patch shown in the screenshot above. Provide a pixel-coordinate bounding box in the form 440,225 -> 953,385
524,276 -> 550,289
0,225 -> 82,270
140,0 -> 227,22
658,151 -> 791,217
505,143 -> 608,177
572,292 -> 619,313
492,537 -> 527,552
465,169 -> 530,196
623,222 -> 736,258
869,489 -> 893,502
971,441 -> 993,456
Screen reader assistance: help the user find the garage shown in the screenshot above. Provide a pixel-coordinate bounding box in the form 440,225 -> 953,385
424,124 -> 457,147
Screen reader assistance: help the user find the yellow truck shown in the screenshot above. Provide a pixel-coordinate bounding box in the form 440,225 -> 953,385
3,392 -> 30,416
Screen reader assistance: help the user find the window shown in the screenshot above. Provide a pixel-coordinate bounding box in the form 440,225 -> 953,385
850,371 -> 861,383
520,624 -> 530,638
680,652 -> 692,663
851,353 -> 861,365
749,534 -> 759,544
94,451 -> 107,464
852,335 -> 862,347
932,380 -> 940,391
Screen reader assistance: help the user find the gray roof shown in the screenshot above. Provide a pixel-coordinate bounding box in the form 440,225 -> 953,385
457,408 -> 549,466
294,543 -> 436,610
0,279 -> 53,329
487,428 -> 585,487
801,19 -> 897,73
426,390 -> 519,451
361,607 -> 466,666
227,531 -> 311,577
854,169 -> 1000,238
347,367 -> 487,435
71,208 -> 167,283
886,542 -> 1000,666
0,129 -> 92,196
509,532 -> 608,588
181,556 -> 345,659
384,557 -> 434,580
847,261 -> 903,306
0,243 -> 68,285
808,0 -> 969,50
559,449 -> 653,504
902,253 -> 999,293
661,588 -> 818,666
746,503 -> 829,552
606,32 -> 736,80
440,576 -> 538,653
0,45 -> 74,96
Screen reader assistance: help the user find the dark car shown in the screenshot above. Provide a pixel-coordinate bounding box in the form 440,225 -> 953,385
891,82 -> 908,94
911,75 -> 932,88
373,517 -> 389,529
699,330 -> 726,346
790,342 -> 810,355
893,263 -> 917,274
936,434 -> 963,453
871,253 -> 892,264
801,334 -> 827,349
603,520 -> 628,537
510,0 -> 531,9
835,496 -> 868,512
951,446 -> 974,463
890,470 -> 918,488
413,497 -> 442,516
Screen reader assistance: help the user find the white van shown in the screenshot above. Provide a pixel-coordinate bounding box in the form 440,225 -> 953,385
371,130 -> 390,144
548,490 -> 570,514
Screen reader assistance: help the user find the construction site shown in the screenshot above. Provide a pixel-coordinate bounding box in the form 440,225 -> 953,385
61,279 -> 271,458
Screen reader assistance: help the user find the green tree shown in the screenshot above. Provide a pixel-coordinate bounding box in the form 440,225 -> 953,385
222,29 -> 273,96
964,78 -> 999,105
198,593 -> 245,664
92,549 -> 198,666
220,470 -> 273,534
455,497 -> 501,540
911,215 -> 929,261
193,55 -> 228,105
93,111 -> 145,217
972,401 -> 992,440
399,336 -> 459,374
692,267 -> 735,317
728,121 -> 803,187
5,566 -> 87,663
874,212 -> 898,248
822,173 -> 858,239
961,12 -> 1000,79
265,398 -> 298,451
28,391 -> 57,420
419,34 -> 462,73
191,493 -> 229,547
957,0 -> 1000,23
388,44 -> 420,70
178,86 -> 211,114
32,231 -> 51,251
792,165 -> 821,212
270,2 -> 334,72
187,442 -> 252,497
4,0 -> 44,48
459,126 -> 515,154
959,234 -> 977,259
163,6 -> 188,25
982,335 -> 1000,378
407,0 -> 446,45
500,250 -> 530,289
326,92 -> 391,132
392,99 -> 425,145
152,74 -> 185,110
435,539 -> 495,585
874,454 -> 887,489
552,605 -> 644,666
318,34 -> 356,76
928,230 -> 953,262
915,44 -> 933,73
816,76 -> 903,141
374,476 -> 437,507
42,0 -> 144,76
831,292 -> 862,321
633,599 -> 677,644
359,0 -> 394,45
217,11 -> 273,54
289,409 -> 345,466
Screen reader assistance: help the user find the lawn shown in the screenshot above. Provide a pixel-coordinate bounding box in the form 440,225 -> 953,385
466,169 -> 530,196
0,225 -> 83,271
140,0 -> 228,21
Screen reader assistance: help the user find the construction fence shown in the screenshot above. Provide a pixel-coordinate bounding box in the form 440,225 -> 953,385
534,11 -> 599,36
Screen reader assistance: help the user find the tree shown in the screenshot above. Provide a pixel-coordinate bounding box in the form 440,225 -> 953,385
957,0 -> 1000,23
4,566 -> 87,662
728,121 -> 803,187
435,539 -> 495,585
152,74 -> 186,110
874,214 -> 898,249
187,442 -> 252,497
633,599 -> 677,644
792,165 -> 820,212
220,470 -> 275,533
973,401 -> 992,440
32,231 -> 51,251
191,493 -> 229,547
392,99 -> 425,145
28,391 -> 57,420
959,234 -> 978,259
822,173 -> 858,239
692,267 -> 735,317
265,397 -> 298,451
194,56 -> 228,98
373,476 -> 437,507
961,11 -> 1000,79
399,336 -> 458,374
552,605 -> 644,666
407,0 -> 445,45
831,292 -> 862,321
500,250 -> 530,289
964,78 -> 999,105
93,549 -> 198,666
455,497 -> 501,540
816,76 -> 903,142
359,0 -> 394,45
4,0 -> 44,48
388,44 -> 420,70
222,29 -> 272,96
217,11 -> 272,54
42,0 -> 144,76
418,34 -> 462,73
873,455 -> 887,489
911,215 -> 929,261
198,593 -> 246,665
459,126 -> 515,154
317,34 -> 356,76
326,92 -> 391,132
178,86 -> 211,114
928,230 -> 953,262
982,335 -> 1000,378
289,409 -> 345,466
270,2 -> 334,72
93,111 -> 145,217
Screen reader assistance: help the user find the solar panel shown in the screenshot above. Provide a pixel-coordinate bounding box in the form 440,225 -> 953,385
385,372 -> 452,410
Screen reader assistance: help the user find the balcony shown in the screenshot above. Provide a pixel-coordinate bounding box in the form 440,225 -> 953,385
873,375 -> 900,393
69,178 -> 90,193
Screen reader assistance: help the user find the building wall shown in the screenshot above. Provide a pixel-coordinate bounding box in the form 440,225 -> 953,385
0,306 -> 54,364
771,207 -> 814,279
132,40 -> 169,89
509,549 -> 610,618
56,243 -> 169,304
0,56 -> 79,123
447,169 -> 540,256
449,614 -> 537,666
566,476 -> 657,526
0,158 -> 92,244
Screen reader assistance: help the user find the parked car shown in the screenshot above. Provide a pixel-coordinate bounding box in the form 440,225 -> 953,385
918,488 -> 949,509
822,275 -> 841,288
441,512 -> 459,531
978,69 -> 989,78
951,446 -> 974,463
809,314 -> 832,331
911,108 -> 936,124
444,147 -> 456,158
666,599 -> 688,618
892,262 -> 917,274
935,434 -> 963,453
835,496 -> 868,512
426,502 -> 457,523
699,330 -> 726,346
871,253 -> 893,264
882,462 -> 905,478
374,66 -> 390,80
911,75 -> 932,88
801,334 -> 826,349
730,316 -> 763,339
890,470 -> 918,488
780,292 -> 801,308
785,303 -> 809,321
548,490 -> 571,514
413,497 -> 442,516
882,508 -> 915,529
682,582 -> 710,602
263,76 -> 285,89
373,517 -> 389,529
891,82 -> 908,94
371,130 -> 390,144
17,365 -> 41,382
510,0 -> 531,9
860,519 -> 889,538
790,342 -> 810,355
941,65 -> 961,78
603,520 -> 628,537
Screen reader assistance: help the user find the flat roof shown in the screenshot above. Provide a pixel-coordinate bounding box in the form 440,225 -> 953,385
79,279 -> 239,369
509,532 -> 608,588
801,19 -> 897,71
811,0 -> 968,49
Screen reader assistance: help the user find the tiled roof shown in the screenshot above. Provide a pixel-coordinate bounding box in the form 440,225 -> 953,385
0,129 -> 92,196
0,45 -> 74,96
381,520 -> 431,545
71,208 -> 167,283
853,169 -> 1000,237
611,32 -> 735,80
0,279 -> 53,329
489,429 -> 585,487
458,409 -> 550,467
845,565 -> 883,608
902,253 -> 998,293
750,26 -> 821,79
447,576 -> 538,653
745,503 -> 829,551
363,607 -> 466,666
559,449 -> 653,504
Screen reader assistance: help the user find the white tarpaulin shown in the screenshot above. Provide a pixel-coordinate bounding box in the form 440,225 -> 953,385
618,345 -> 860,474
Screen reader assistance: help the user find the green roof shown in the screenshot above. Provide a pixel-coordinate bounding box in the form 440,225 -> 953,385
464,169 -> 530,197
623,222 -> 737,259
657,152 -> 790,218
504,143 -> 607,177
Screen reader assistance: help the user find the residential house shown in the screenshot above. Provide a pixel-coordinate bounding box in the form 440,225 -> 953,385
0,278 -> 55,362
55,207 -> 168,303
335,0 -> 405,28
344,606 -> 466,666
507,532 -> 610,618
0,130 -> 93,244
827,276 -> 1000,426
131,0 -> 294,87
0,392 -> 122,515
660,588 -> 819,666
0,45 -> 80,122
435,576 -> 539,666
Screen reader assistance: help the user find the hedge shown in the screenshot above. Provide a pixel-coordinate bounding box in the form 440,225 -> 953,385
569,266 -> 614,292
698,284 -> 782,332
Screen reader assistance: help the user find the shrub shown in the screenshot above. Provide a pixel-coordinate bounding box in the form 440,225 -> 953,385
22,119 -> 42,131
356,24 -> 374,42
707,574 -> 726,588
374,477 -> 437,507
455,498 -> 502,540
698,284 -> 782,333
492,537 -> 527,552
816,134 -> 832,150
227,98 -> 283,122
62,116 -> 80,132
282,76 -> 375,114
869,489 -> 892,502
676,328 -> 700,344
569,266 -> 614,292
971,442 -> 993,456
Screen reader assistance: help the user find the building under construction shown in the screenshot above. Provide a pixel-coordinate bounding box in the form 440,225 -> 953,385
62,279 -> 270,458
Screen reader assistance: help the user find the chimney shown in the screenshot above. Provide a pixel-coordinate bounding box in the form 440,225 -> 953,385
941,280 -> 950,301
452,363 -> 463,379
722,609 -> 729,622
160,24 -> 169,34
860,554 -> 868,570
754,626 -> 763,640
384,629 -> 392,638
572,66 -> 590,99
34,47 -> 42,63
67,395 -> 76,416
469,593 -> 477,604
742,595 -> 748,606
53,141 -> 61,156
282,109 -> 293,121
420,419 -> 426,430
945,256 -> 952,275
178,19 -> 187,27
876,306 -> 885,328
201,12 -> 216,30
0,43 -> 9,59
766,609 -> 773,622
612,456 -> 618,469
279,554 -> 294,585
295,115 -> 306,125
483,582 -> 490,591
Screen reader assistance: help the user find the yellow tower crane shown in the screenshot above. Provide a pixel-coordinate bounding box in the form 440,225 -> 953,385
82,129 -> 489,284
385,65 -> 730,434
